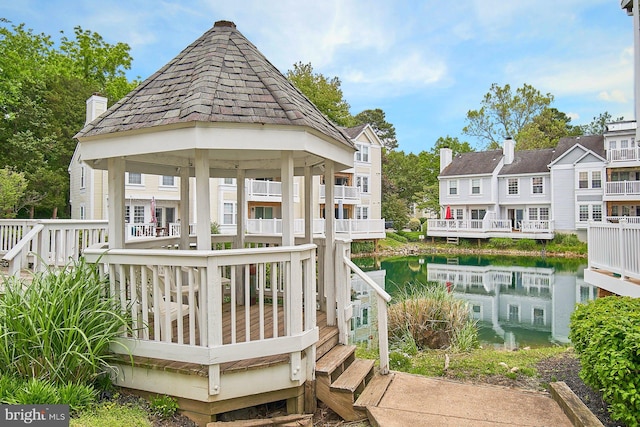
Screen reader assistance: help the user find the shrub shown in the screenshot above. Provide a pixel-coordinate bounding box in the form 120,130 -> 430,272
150,394 -> 179,419
58,383 -> 97,413
407,218 -> 421,231
569,297 -> 640,425
488,238 -> 513,249
351,240 -> 375,254
8,378 -> 59,405
0,258 -> 131,385
515,239 -> 536,251
396,230 -> 421,242
388,283 -> 478,352
385,231 -> 408,243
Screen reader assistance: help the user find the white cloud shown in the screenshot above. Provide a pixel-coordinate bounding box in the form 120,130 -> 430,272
598,90 -> 629,103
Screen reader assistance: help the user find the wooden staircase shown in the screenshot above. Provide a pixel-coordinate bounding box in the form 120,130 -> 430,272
315,344 -> 393,421
446,236 -> 459,245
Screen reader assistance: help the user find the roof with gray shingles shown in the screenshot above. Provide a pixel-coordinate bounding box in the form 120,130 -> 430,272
75,21 -> 353,149
499,148 -> 555,175
341,123 -> 367,139
440,150 -> 503,177
551,135 -> 605,163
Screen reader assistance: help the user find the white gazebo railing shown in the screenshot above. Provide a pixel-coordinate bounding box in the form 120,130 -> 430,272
83,243 -> 318,394
588,220 -> 640,282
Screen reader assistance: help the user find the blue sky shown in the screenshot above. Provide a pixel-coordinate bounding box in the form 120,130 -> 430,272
0,0 -> 635,153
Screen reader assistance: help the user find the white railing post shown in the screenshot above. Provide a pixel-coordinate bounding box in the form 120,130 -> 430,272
335,240 -> 351,344
619,219 -> 627,280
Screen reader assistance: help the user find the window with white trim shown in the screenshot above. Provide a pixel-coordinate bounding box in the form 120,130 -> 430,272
508,178 -> 518,195
533,308 -> 545,326
455,209 -> 463,220
356,175 -> 369,193
591,171 -> 601,189
448,180 -> 458,195
471,178 -> 480,194
223,202 -> 236,225
592,205 -> 602,222
579,205 -> 589,221
532,176 -> 543,194
133,206 -> 145,223
128,172 -> 142,185
161,175 -> 175,186
508,304 -> 520,322
223,178 -> 235,185
356,206 -> 369,219
609,140 -> 617,150
529,208 -> 538,220
355,143 -> 370,163
578,172 -> 588,189
540,208 -> 549,221
80,166 -> 86,189
125,206 -> 130,223
79,204 -> 86,220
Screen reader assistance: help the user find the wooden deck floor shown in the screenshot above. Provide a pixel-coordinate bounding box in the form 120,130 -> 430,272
127,304 -> 333,375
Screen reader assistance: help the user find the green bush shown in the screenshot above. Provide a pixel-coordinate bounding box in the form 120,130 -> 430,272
515,239 -> 537,251
386,231 -> 408,243
351,240 -> 375,254
0,258 -> 131,385
396,230 -> 422,242
407,218 -> 421,231
488,238 -> 514,249
569,297 -> 640,425
150,394 -> 179,419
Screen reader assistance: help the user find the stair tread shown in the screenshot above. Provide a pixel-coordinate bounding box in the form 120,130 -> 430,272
316,345 -> 356,376
354,372 -> 395,409
330,359 -> 375,393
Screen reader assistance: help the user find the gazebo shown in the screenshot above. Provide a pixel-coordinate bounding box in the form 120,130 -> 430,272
75,20 -> 388,425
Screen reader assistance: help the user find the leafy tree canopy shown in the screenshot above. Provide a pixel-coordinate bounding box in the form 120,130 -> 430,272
353,108 -> 398,150
580,111 -> 625,136
463,83 -> 554,149
0,168 -> 28,218
286,62 -> 354,127
516,108 -> 583,150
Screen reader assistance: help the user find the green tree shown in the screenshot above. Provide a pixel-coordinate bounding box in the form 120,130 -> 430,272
382,193 -> 409,230
0,168 -> 28,218
286,62 -> 354,126
463,83 -> 554,149
580,111 -> 625,136
517,108 -> 583,150
353,108 -> 398,150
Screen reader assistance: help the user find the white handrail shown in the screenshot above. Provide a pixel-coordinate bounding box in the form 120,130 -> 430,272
2,224 -> 44,276
343,254 -> 391,375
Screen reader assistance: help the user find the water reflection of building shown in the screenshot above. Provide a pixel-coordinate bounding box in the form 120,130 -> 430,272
350,269 -> 386,345
427,262 -> 597,348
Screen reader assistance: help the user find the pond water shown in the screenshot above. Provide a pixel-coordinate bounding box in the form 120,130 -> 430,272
350,254 -> 597,349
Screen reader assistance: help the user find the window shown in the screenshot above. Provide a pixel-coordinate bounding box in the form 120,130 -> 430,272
471,178 -> 480,194
533,308 -> 545,326
133,206 -> 145,223
254,206 -> 273,219
356,206 -> 369,219
128,172 -> 142,185
162,176 -> 175,186
455,209 -> 463,220
223,178 -> 235,185
79,205 -> 86,220
448,180 -> 458,195
223,202 -> 236,225
579,205 -> 589,221
621,139 -> 629,149
125,206 -> 130,223
356,175 -> 369,193
609,140 -> 617,150
532,176 -> 543,194
529,208 -> 538,220
508,178 -> 518,195
470,209 -> 486,220
592,205 -> 602,222
592,171 -> 601,189
355,144 -> 370,162
80,166 -> 86,189
611,205 -> 619,216
508,304 -> 520,322
578,172 -> 588,189
540,208 -> 549,221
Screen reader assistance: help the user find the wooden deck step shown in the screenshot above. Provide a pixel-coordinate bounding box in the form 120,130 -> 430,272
330,359 -> 374,394
316,326 -> 339,361
316,345 -> 356,382
354,372 -> 394,410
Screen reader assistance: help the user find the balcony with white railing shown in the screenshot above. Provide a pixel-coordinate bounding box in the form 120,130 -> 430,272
585,220 -> 640,297
607,147 -> 640,163
319,185 -> 361,204
244,218 -> 385,239
426,219 -> 554,240
246,179 -> 299,202
605,216 -> 640,224
604,180 -> 640,201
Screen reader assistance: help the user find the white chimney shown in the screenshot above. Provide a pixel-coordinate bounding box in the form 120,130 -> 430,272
440,147 -> 453,172
503,137 -> 515,165
85,94 -> 108,125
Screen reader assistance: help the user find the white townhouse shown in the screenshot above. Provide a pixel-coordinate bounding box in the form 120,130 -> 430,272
428,135 -> 606,241
69,100 -> 385,241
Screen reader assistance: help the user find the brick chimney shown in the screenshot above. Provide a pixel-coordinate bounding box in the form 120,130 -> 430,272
85,93 -> 107,125
503,137 -> 515,165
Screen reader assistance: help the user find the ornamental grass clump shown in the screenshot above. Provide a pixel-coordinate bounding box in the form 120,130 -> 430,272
388,283 -> 478,352
0,258 -> 131,386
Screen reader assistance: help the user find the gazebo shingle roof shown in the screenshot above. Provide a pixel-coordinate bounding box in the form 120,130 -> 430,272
75,21 -> 353,148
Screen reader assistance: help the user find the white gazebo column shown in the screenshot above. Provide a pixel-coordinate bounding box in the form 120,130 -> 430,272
235,169 -> 246,248
194,149 -> 211,251
324,160 -> 336,325
304,165 -> 313,244
107,157 -> 125,248
179,166 -> 190,250
281,151 -> 295,247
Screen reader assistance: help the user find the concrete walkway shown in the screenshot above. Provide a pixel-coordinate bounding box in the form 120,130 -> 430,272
367,372 -> 573,427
